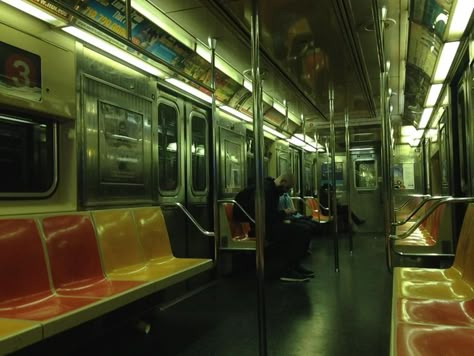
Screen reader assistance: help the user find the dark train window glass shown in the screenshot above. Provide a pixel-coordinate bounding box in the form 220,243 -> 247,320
0,114 -> 56,196
224,139 -> 242,192
158,103 -> 178,192
191,115 -> 207,192
304,162 -> 313,195
354,159 -> 377,190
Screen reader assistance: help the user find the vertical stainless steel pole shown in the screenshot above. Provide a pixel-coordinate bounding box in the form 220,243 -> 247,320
380,69 -> 392,271
314,132 -> 319,195
344,109 -> 353,253
251,1 -> 267,355
302,115 -> 306,197
210,38 -> 219,268
329,85 -> 339,272
125,0 -> 132,41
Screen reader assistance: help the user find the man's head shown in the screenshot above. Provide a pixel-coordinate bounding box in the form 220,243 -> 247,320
274,172 -> 295,195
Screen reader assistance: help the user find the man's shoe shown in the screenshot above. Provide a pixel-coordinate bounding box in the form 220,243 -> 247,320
279,269 -> 310,282
295,265 -> 315,278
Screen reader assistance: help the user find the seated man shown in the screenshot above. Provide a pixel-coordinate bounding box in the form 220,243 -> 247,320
278,192 -> 321,236
233,172 -> 314,282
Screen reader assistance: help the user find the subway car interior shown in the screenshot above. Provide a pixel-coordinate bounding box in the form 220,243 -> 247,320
0,0 -> 473,355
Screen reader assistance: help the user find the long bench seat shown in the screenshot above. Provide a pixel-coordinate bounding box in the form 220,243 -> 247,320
305,197 -> 332,223
391,203 -> 474,356
392,202 -> 446,247
0,207 -> 213,354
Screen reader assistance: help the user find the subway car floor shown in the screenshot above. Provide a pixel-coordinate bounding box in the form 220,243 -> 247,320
14,233 -> 392,356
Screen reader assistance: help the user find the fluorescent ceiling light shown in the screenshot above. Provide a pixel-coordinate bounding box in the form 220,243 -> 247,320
425,84 -> 443,107
0,115 -> 35,125
243,79 -> 253,92
433,41 -> 460,82
273,100 -> 286,116
220,105 -> 252,123
447,0 -> 474,40
304,145 -> 317,153
288,111 -> 300,124
1,0 -> 67,26
418,107 -> 433,129
409,138 -> 420,147
63,26 -> 164,78
262,92 -> 273,106
349,147 -> 374,152
294,134 -> 315,144
401,125 -> 416,137
264,125 -> 286,139
165,78 -> 212,103
288,136 -> 305,147
414,130 -> 424,139
131,0 -> 194,49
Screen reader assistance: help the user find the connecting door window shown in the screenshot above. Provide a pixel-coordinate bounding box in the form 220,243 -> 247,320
354,159 -> 377,190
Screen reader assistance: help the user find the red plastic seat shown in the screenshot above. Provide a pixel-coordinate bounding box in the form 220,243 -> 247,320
0,219 -> 96,321
42,214 -> 143,298
396,323 -> 474,356
398,298 -> 474,327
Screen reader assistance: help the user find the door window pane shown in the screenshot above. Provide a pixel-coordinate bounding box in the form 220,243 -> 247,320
354,159 -> 377,190
191,115 -> 207,192
0,114 -> 56,196
158,103 -> 178,192
224,139 -> 243,193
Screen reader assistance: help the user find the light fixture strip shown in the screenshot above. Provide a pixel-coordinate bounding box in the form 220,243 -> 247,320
263,125 -> 286,139
418,107 -> 434,129
1,0 -> 67,26
425,84 -> 443,107
447,0 -> 474,40
62,26 -> 164,77
433,41 -> 460,82
165,78 -> 212,103
220,105 -> 252,123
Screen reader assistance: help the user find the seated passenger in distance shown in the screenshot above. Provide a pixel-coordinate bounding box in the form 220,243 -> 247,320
233,172 -> 314,282
278,191 -> 321,236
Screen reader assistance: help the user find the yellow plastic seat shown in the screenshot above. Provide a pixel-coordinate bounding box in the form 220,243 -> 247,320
92,209 -> 166,282
133,207 -> 212,277
0,319 -> 42,355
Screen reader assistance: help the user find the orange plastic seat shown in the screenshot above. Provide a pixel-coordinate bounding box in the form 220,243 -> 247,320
0,219 -> 96,321
42,214 -> 143,298
222,203 -> 254,240
396,323 -> 474,356
306,198 -> 331,223
397,280 -> 474,300
398,299 -> 474,327
133,207 -> 213,275
0,318 -> 42,355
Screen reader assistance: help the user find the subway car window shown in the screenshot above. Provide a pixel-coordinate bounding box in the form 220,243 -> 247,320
0,114 -> 56,196
158,103 -> 178,192
191,115 -> 207,192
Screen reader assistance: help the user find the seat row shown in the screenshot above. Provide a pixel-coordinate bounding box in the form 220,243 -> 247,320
390,203 -> 474,355
392,200 -> 447,248
219,198 -> 330,250
0,207 -> 213,355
